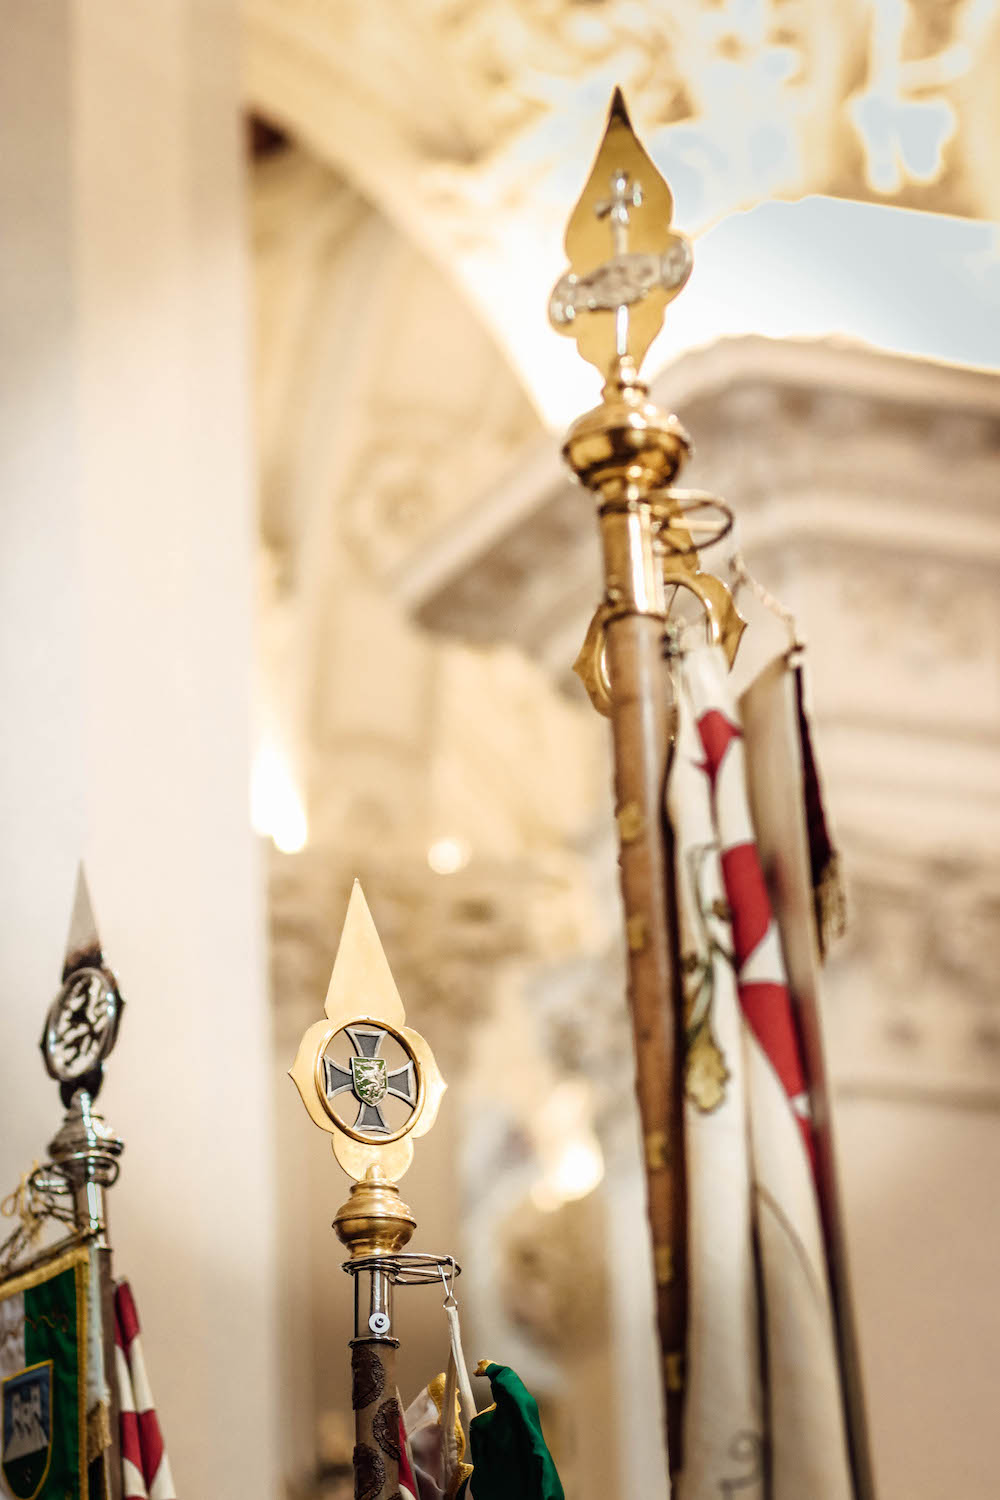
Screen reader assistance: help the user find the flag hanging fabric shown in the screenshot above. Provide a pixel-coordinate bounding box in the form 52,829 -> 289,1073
670,643 -> 854,1500
0,1245 -> 88,1500
457,1362 -> 564,1500
114,1282 -> 176,1500
398,1409 -> 420,1500
400,1366 -> 470,1500
739,649 -> 843,1234
740,652 -> 873,1498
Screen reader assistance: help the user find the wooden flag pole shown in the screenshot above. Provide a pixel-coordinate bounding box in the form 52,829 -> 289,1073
549,90 -> 745,1477
603,607 -> 688,1466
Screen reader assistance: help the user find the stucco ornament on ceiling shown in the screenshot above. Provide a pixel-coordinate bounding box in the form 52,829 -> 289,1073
246,0 -> 1000,414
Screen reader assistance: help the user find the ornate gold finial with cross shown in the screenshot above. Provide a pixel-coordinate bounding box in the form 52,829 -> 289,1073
289,880 -> 445,1257
549,89 -> 745,715
549,87 -> 692,384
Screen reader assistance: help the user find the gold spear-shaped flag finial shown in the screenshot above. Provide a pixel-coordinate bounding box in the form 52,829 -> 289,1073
552,90 -> 745,715
289,880 -> 445,1185
549,87 -> 692,382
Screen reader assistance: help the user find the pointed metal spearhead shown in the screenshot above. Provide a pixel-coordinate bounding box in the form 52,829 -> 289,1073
63,863 -> 103,977
41,864 -> 125,1098
549,88 -> 692,382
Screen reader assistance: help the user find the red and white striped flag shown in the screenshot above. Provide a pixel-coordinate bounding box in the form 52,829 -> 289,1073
670,643 -> 854,1500
114,1281 -> 177,1500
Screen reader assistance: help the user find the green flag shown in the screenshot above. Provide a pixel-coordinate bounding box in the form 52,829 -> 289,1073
459,1362 -> 564,1500
0,1246 -> 88,1500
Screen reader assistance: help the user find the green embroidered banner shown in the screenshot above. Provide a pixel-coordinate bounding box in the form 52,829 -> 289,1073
460,1362 -> 564,1500
0,1246 -> 87,1500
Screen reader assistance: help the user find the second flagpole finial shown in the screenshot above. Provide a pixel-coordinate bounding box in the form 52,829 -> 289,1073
549,87 -> 692,385
550,89 -> 745,716
288,879 -> 446,1259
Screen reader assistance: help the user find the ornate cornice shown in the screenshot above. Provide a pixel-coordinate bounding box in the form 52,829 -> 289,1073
403,337 -> 1000,656
389,337 -> 1000,1104
246,4 -> 1000,420
822,842 -> 1000,1103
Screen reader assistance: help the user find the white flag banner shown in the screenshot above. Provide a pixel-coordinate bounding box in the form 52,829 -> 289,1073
669,644 -> 854,1500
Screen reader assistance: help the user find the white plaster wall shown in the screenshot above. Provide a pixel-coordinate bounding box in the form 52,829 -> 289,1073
0,4 -> 279,1495
837,1097 -> 1000,1500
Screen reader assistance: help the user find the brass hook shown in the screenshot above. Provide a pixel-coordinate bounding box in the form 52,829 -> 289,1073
651,491 -> 746,670
573,601 -> 616,717
573,553 -> 747,721
661,568 -> 746,667
573,489 -> 747,717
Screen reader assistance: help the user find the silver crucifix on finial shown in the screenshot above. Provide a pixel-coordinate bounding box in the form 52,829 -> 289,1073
596,169 -> 644,354
597,169 -> 643,253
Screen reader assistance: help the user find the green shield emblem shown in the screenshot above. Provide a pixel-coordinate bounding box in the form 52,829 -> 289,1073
2,1361 -> 53,1500
350,1055 -> 387,1105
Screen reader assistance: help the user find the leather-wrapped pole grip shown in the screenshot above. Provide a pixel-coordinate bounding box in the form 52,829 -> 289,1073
351,1340 -> 401,1500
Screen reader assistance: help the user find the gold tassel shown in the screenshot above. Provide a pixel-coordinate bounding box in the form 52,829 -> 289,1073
815,851 -> 847,961
86,1401 -> 112,1462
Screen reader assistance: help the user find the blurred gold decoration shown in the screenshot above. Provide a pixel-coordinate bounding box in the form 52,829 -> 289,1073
685,1023 -> 729,1114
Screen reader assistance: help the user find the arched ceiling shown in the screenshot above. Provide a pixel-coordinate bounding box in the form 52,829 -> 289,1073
245,0 -> 1000,417
247,37 -> 1000,1460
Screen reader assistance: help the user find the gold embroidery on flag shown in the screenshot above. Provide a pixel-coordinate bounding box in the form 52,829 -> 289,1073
86,1399 -> 111,1462
681,841 -> 733,1111
686,1034 -> 729,1111
0,1242 -> 89,1500
426,1372 -> 466,1463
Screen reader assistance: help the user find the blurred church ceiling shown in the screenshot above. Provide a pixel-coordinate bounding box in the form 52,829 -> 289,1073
245,0 -> 1000,414
246,16 -> 1000,1490
247,1 -> 1000,1070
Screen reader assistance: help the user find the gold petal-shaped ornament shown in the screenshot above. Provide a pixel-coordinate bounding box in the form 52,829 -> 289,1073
549,88 -> 692,381
288,880 -> 446,1183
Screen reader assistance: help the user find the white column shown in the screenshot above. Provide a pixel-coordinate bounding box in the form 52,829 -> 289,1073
0,3 -> 279,1494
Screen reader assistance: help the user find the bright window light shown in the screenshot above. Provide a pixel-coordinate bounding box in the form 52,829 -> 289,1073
427,836 -> 470,875
531,1134 -> 605,1213
251,739 -> 308,854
